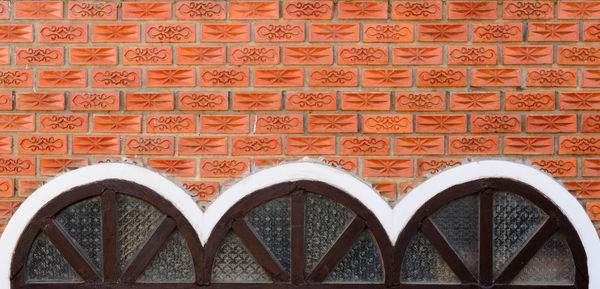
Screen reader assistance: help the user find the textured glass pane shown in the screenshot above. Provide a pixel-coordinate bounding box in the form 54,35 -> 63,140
26,234 -> 82,283
513,233 -> 575,285
326,231 -> 383,283
117,194 -> 164,273
304,193 -> 354,275
493,191 -> 546,278
430,194 -> 479,278
139,231 -> 195,283
54,197 -> 103,272
246,197 -> 291,273
400,231 -> 460,284
212,232 -> 269,282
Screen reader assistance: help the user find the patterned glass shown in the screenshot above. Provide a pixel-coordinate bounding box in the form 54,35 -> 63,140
400,231 -> 460,284
139,231 -> 195,282
304,193 -> 354,275
493,191 -> 546,278
117,194 -> 165,273
54,196 -> 103,272
212,232 -> 269,282
25,234 -> 82,283
430,194 -> 479,278
513,232 -> 575,285
246,197 -> 291,273
326,231 -> 383,283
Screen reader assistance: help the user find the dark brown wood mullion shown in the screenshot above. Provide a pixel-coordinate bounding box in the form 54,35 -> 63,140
41,220 -> 101,283
101,189 -> 118,283
421,218 -> 477,284
479,189 -> 494,286
494,218 -> 558,284
121,217 -> 177,282
306,216 -> 366,282
231,218 -> 290,282
290,190 -> 305,284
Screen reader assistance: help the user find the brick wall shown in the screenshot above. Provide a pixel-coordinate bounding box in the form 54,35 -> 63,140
0,0 -> 598,235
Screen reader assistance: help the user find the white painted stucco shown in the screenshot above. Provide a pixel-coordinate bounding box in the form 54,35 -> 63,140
0,160 -> 598,288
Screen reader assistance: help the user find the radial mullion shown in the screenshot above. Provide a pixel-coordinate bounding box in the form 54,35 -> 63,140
41,220 -> 101,283
479,189 -> 494,286
421,218 -> 477,284
495,219 -> 558,284
306,216 -> 366,282
231,218 -> 289,282
121,217 -> 177,282
101,189 -> 118,282
290,190 -> 305,284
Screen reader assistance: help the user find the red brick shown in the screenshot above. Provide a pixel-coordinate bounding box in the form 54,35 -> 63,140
232,92 -> 282,110
231,46 -> 279,65
502,1 -> 553,19
582,70 -> 600,87
558,1 -> 600,19
178,92 -> 228,111
146,69 -> 196,87
68,1 -> 117,20
40,157 -> 88,176
39,69 -> 86,88
308,68 -> 358,87
392,46 -> 443,65
200,24 -> 250,42
175,1 -> 226,20
563,181 -> 600,198
15,1 -> 63,19
503,136 -> 554,155
176,46 -> 225,65
254,114 -> 304,133
505,91 -> 555,111
363,23 -> 414,43
448,1 -> 497,19
558,46 -> 600,65
418,24 -> 468,42
199,68 -> 249,87
341,92 -> 390,111
586,202 -> 600,221
392,1 -> 442,19
178,137 -> 227,155
283,46 -> 333,65
395,136 -> 444,155
230,1 -> 279,19
582,114 -> 600,133
125,136 -> 175,155
528,23 -> 579,42
0,114 -> 35,132
399,182 -> 418,195
38,24 -> 87,43
70,92 -> 120,111
472,23 -> 522,42
416,114 -> 467,133
338,46 -> 388,65
0,91 -> 10,110
0,201 -> 23,219
123,46 -> 173,65
0,2 -> 8,20
450,92 -> 500,111
503,45 -> 553,65
559,136 -> 600,155
15,47 -> 63,65
447,45 -> 498,65
73,136 -> 120,154
93,115 -> 141,133
146,114 -> 196,133
0,70 -> 33,88
0,157 -> 35,175
471,114 -> 521,133
0,136 -> 10,154
0,25 -> 33,42
363,158 -> 413,177
92,24 -> 141,42
145,23 -> 195,43
584,22 -> 600,41
286,91 -> 336,110
362,114 -> 412,133
363,69 -> 412,87
283,1 -> 333,19
0,47 -> 9,65
395,92 -> 445,111
255,23 -> 305,42
417,68 -> 467,87
39,113 -> 88,132
448,136 -> 499,155
17,135 -> 66,155
309,23 -> 360,42
583,159 -> 600,176
17,178 -> 44,197
308,114 -> 358,133
122,2 -> 172,20
91,68 -> 141,88
373,182 -> 396,200
559,92 -> 600,110
417,157 -> 464,176
471,68 -> 522,87
527,68 -> 577,87
0,178 -> 13,197
69,47 -> 117,65
16,92 -> 64,110
148,158 -> 196,177
232,136 -> 282,155
200,115 -> 250,134
183,181 -> 220,201
340,136 -> 390,155
338,1 -> 387,19
325,157 -> 360,173
125,92 -> 174,111
200,158 -> 250,177
285,136 -> 335,155
254,69 -> 304,87
526,114 -> 577,133
530,158 -> 577,177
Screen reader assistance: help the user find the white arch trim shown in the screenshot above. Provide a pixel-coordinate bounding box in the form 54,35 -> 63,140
0,160 -> 598,288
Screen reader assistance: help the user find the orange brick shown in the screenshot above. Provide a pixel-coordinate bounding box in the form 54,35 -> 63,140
338,46 -> 388,65
418,23 -> 468,42
586,202 -> 600,221
526,68 -> 577,87
308,68 -> 358,87
199,68 -> 249,87
503,45 -> 553,65
471,114 -> 521,133
200,24 -> 250,42
73,136 -> 120,154
558,45 -> 600,65
395,92 -> 445,111
526,114 -> 577,133
231,45 -> 279,65
176,46 -> 226,65
0,157 -> 35,175
362,114 -> 412,133
505,91 -> 555,111
559,91 -> 600,110
122,2 -> 172,20
283,1 -> 333,19
582,70 -> 600,87
530,157 -> 577,177
528,23 -> 578,42
584,22 -> 600,41
286,91 -> 336,110
70,91 -> 120,111
18,135 -> 67,155
583,159 -> 600,176
363,69 -> 412,87
254,114 -> 304,133
564,181 -> 600,198
92,24 -> 141,42
16,46 -> 64,65
363,158 -> 413,177
38,24 -> 87,43
200,115 -> 250,134
338,1 -> 387,19
125,136 -> 175,155
340,136 -> 390,156
373,182 -> 396,200
91,68 -> 141,88
450,92 -> 501,111
559,136 -> 600,155
392,1 -> 442,20
472,23 -> 522,42
309,23 -> 360,42
175,1 -> 226,20
69,47 -> 117,65
148,158 -> 196,177
93,115 -> 142,133
393,46 -> 443,65
416,114 -> 467,133
447,45 -> 498,65
395,136 -> 444,155
232,92 -> 282,110
0,70 -> 33,88
178,137 -> 227,155
308,114 -> 358,133
15,1 -> 63,19
178,92 -> 228,111
146,23 -> 195,43
146,69 -> 196,87
283,46 -> 333,65
230,1 -> 279,19
504,136 -> 554,155
200,158 -> 250,177
417,157 -> 464,176
255,23 -> 305,42
0,114 -> 35,132
39,113 -> 88,132
0,178 -> 13,197
16,92 -> 64,110
285,136 -> 335,155
146,114 -> 196,133
558,2 -> 600,19
341,92 -> 390,111
0,25 -> 33,42
448,136 -> 499,155
232,136 -> 282,155
417,68 -> 467,87
448,2 -> 497,19
363,23 -> 413,43
471,68 -> 521,87
123,46 -> 173,65
0,135 -> 10,153
125,92 -> 174,111
503,1 -> 553,20
254,69 -> 304,87
582,114 -> 600,133
68,1 -> 117,20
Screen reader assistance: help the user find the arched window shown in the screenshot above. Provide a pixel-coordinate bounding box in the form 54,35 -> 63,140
395,178 -> 588,289
10,179 -> 203,288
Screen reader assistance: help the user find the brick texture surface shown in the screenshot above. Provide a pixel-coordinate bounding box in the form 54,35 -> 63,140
0,0 -> 598,235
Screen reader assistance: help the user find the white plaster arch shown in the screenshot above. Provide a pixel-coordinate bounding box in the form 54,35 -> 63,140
0,163 -> 204,289
392,160 -> 600,287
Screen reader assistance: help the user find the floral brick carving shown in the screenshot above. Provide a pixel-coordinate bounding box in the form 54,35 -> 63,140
472,23 -> 522,42
145,24 -> 195,43
283,1 -> 333,19
232,136 -> 282,155
505,91 -> 555,111
0,70 -> 33,88
392,1 -> 442,20
178,92 -> 228,111
503,1 -> 553,19
583,114 -> 600,132
308,68 -> 358,87
471,114 -> 521,133
363,23 -> 413,42
558,45 -> 600,65
340,137 -> 389,155
286,91 -> 336,110
418,158 -> 463,176
125,136 -> 174,155
447,45 -> 498,65
68,1 -> 117,20
396,92 -> 445,111
70,92 -> 119,111
148,158 -> 196,177
18,135 -> 67,155
39,114 -> 88,132
231,45 -> 279,65
559,136 -> 600,154
123,46 -> 172,65
183,181 -> 219,201
362,114 -> 412,133
530,158 -> 577,177
0,157 -> 35,175
92,68 -> 141,88
16,46 -> 64,65
175,1 -> 226,20
147,115 -> 195,133
39,24 -> 87,43
254,114 -> 303,133
200,158 -> 249,177
255,23 -> 305,42
417,68 -> 466,87
448,136 -> 499,155
199,68 -> 249,87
